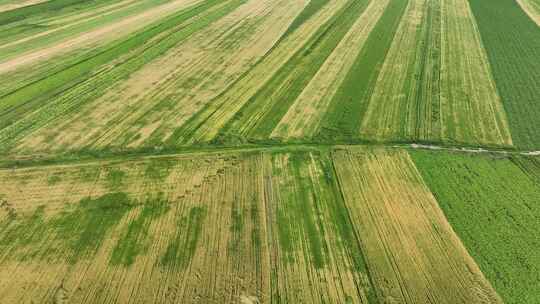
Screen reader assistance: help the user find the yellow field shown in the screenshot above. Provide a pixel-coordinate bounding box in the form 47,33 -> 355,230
332,148 -> 502,303
0,147 -> 505,303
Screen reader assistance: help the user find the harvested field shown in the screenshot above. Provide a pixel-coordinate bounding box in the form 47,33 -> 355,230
0,147 -> 511,303
332,148 -> 502,303
0,152 -> 271,303
0,1 -> 539,301
411,150 -> 540,304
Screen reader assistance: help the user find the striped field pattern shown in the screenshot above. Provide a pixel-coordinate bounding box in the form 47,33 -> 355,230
1,0 -> 540,303
1,0 -> 539,157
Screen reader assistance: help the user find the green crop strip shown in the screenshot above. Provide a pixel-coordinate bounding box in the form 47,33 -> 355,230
279,0 -> 329,40
317,0 -> 408,141
0,0 -> 117,26
215,0 -> 370,142
272,152 -> 327,268
110,195 -> 170,266
468,0 -> 540,149
399,0 -> 441,141
160,206 -> 206,269
0,0 -> 247,152
105,168 -> 126,190
411,150 -> 540,304
323,152 -> 378,303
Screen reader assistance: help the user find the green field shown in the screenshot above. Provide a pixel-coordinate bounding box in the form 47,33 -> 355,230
411,151 -> 540,304
0,0 -> 539,302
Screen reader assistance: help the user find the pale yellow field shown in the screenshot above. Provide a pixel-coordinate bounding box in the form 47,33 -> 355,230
332,148 -> 502,303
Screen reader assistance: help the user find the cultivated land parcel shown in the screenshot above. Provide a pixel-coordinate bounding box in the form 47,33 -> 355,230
0,0 -> 539,303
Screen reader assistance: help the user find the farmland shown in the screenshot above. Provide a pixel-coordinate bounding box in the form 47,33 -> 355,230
469,0 -> 540,149
0,146 -> 514,303
1,0 -> 540,303
411,151 -> 540,304
1,0 -> 539,154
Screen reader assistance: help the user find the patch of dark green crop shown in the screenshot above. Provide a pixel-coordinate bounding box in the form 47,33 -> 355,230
317,0 -> 409,141
279,0 -> 329,40
250,198 -> 261,255
468,0 -> 540,149
105,168 -> 126,190
160,206 -> 206,269
79,166 -> 101,182
216,0 -> 369,142
0,206 -> 46,258
51,192 -> 133,264
144,159 -> 175,181
228,200 -> 244,253
110,194 -> 170,266
47,173 -> 62,185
